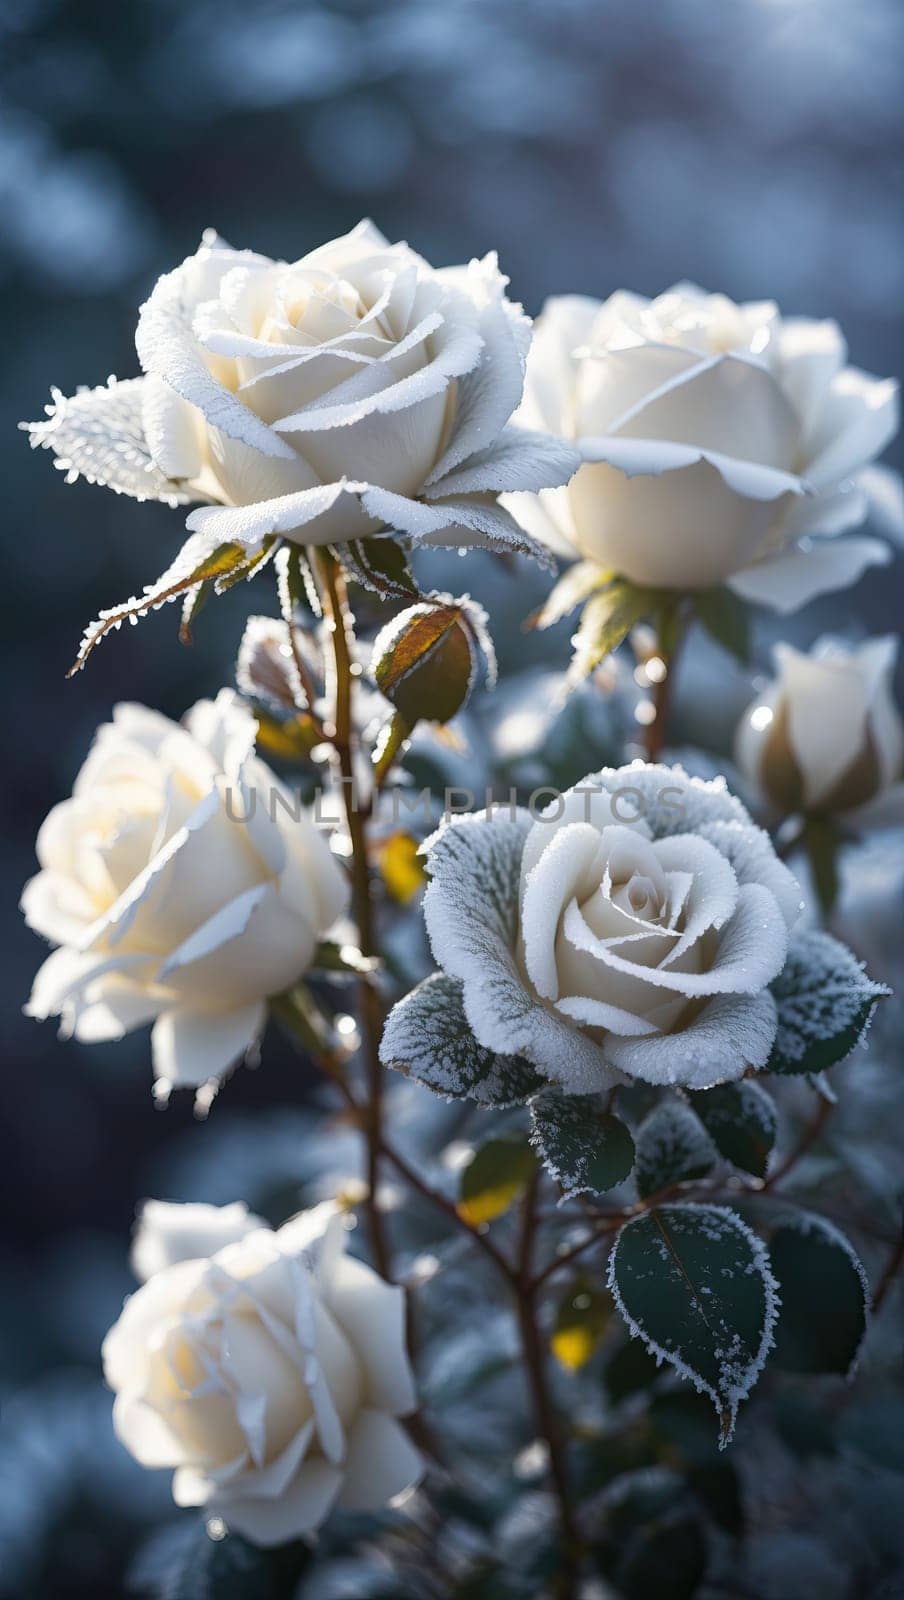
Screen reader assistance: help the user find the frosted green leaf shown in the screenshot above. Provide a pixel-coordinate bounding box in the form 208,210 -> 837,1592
767,929 -> 888,1076
379,972 -> 543,1107
635,1101 -> 716,1198
530,1090 -> 635,1196
688,1081 -> 777,1179
608,1203 -> 779,1446
768,1214 -> 869,1376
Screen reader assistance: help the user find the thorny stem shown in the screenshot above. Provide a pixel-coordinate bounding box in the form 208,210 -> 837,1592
315,551 -> 391,1281
514,1172 -> 582,1599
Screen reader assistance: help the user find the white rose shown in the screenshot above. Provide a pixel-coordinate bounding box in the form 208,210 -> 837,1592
22,689 -> 348,1092
25,221 -> 578,575
508,286 -> 898,612
419,766 -> 803,1090
103,1200 -> 422,1545
736,635 -> 904,823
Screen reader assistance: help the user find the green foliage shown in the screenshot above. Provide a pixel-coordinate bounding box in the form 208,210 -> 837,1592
276,542 -> 320,617
339,534 -> 421,600
767,929 -> 888,1076
373,600 -> 485,726
802,814 -> 843,918
608,1204 -> 779,1445
568,580 -> 661,685
458,1138 -> 537,1226
527,558 -> 608,629
694,586 -> 750,664
591,1475 -> 707,1600
132,1529 -> 310,1600
529,1090 -> 635,1196
768,1216 -> 869,1376
379,972 -> 544,1106
252,708 -> 321,762
688,1080 -> 777,1178
634,1100 -> 716,1198
552,1277 -> 612,1370
605,1336 -> 663,1403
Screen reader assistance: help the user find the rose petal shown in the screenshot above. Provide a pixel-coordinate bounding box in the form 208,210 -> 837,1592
151,1001 -> 265,1089
337,1410 -> 424,1511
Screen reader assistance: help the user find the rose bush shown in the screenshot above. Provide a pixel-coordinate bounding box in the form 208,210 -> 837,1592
402,764 -> 804,1090
507,285 -> 899,611
737,635 -> 904,823
22,689 -> 348,1091
103,1200 -> 422,1544
26,221 -> 579,577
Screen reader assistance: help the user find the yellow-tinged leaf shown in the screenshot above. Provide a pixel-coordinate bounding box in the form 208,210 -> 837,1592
378,832 -> 427,903
551,1279 -> 611,1371
254,710 -> 320,761
457,1139 -> 537,1227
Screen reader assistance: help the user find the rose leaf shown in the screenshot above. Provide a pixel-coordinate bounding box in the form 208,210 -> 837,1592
768,1214 -> 869,1376
767,929 -> 889,1077
634,1101 -> 716,1199
380,972 -> 543,1107
687,1081 -> 777,1179
530,1090 -> 635,1197
608,1203 -> 780,1446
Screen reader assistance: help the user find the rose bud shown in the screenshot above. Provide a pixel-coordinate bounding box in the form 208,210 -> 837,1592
736,636 -> 904,822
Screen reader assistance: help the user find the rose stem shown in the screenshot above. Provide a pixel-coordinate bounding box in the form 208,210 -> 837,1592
643,601 -> 691,764
315,550 -> 391,1282
514,1171 -> 582,1598
871,1226 -> 904,1316
316,1040 -> 583,1555
763,1095 -> 832,1190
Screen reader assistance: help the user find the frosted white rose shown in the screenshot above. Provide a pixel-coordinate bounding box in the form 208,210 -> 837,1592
418,766 -> 803,1090
26,221 -> 578,580
104,1200 -> 422,1545
737,635 -> 904,824
509,285 -> 898,612
22,690 -> 347,1092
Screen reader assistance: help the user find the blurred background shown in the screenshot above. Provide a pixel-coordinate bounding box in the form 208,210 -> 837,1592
2,0 -> 903,1595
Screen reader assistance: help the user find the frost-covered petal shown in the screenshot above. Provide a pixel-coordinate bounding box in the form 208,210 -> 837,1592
425,253 -> 531,485
563,882 -> 788,999
136,238 -> 296,461
185,480 -> 371,551
423,426 -> 580,500
605,989 -> 778,1087
359,485 -> 557,568
423,811 -> 621,1091
22,377 -> 193,505
521,824 -> 607,1000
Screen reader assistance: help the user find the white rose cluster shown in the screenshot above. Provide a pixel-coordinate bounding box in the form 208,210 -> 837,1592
417,765 -> 803,1090
26,220 -> 579,575
103,1200 -> 422,1544
22,690 -> 347,1092
509,285 -> 898,612
737,635 -> 904,824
